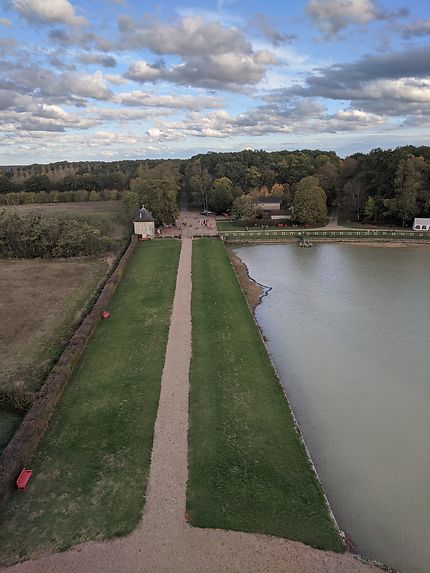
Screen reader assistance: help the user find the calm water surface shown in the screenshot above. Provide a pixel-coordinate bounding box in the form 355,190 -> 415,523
235,244 -> 430,573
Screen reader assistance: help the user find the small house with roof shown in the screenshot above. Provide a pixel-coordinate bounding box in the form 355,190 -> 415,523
255,196 -> 282,211
412,218 -> 430,231
133,205 -> 155,238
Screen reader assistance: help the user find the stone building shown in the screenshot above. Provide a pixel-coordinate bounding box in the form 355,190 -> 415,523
133,205 -> 155,238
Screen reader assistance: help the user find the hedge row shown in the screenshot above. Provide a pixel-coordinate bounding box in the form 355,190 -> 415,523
0,190 -> 120,206
0,235 -> 138,504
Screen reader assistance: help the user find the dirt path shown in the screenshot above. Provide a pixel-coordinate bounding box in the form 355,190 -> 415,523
3,239 -> 383,573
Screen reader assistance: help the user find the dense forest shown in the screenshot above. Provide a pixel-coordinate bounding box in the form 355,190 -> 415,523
1,146 -> 430,227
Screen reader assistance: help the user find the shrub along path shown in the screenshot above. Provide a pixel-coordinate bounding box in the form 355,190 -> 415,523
1,237 -> 381,573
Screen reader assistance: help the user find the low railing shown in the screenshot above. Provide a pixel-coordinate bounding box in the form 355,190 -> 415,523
221,229 -> 430,241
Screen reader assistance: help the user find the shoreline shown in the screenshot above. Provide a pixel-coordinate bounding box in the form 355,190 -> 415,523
228,248 -> 271,311
228,245 -> 394,573
225,237 -> 430,248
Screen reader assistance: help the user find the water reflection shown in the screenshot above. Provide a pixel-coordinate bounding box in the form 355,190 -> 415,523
236,244 -> 430,573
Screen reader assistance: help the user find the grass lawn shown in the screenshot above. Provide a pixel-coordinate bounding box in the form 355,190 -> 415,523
217,220 -> 281,231
187,238 -> 344,552
0,240 -> 181,566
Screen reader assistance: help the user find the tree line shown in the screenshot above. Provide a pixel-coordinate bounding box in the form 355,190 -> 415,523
0,159 -> 180,195
1,146 -> 429,227
0,189 -> 120,206
183,146 -> 430,226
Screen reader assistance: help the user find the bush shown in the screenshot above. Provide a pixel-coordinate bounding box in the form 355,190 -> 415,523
0,389 -> 32,414
0,210 -> 112,258
53,219 -> 111,257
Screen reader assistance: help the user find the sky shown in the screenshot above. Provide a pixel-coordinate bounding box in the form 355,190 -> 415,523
0,0 -> 429,164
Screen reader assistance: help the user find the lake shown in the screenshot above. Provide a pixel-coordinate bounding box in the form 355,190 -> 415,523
235,243 -> 430,573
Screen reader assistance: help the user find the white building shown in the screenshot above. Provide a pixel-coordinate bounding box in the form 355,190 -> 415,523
412,218 -> 430,231
255,196 -> 282,211
133,205 -> 155,238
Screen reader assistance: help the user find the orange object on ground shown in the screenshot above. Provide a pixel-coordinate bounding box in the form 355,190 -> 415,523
16,468 -> 32,491
102,311 -> 110,319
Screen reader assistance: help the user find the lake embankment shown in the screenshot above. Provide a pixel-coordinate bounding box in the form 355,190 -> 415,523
228,248 -> 267,311
188,238 -> 345,551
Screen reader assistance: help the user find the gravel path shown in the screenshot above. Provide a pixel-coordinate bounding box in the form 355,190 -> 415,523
2,239 -> 383,573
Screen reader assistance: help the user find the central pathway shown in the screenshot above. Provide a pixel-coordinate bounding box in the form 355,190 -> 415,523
4,239 -> 382,573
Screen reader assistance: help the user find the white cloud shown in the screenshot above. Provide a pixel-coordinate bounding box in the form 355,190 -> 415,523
126,61 -> 162,82
117,15 -> 251,56
78,53 -> 117,68
126,51 -> 278,92
105,74 -> 127,85
11,0 -> 87,27
113,90 -> 223,111
0,17 -> 12,26
403,18 -> 430,39
0,104 -> 98,132
145,98 -> 383,143
324,109 -> 384,131
306,0 -> 408,38
63,71 -> 112,100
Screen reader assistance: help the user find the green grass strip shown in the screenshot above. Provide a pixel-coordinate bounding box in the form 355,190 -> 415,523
0,240 -> 181,566
187,238 -> 343,552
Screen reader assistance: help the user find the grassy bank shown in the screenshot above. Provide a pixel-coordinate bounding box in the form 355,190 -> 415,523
187,238 -> 343,552
0,240 -> 181,566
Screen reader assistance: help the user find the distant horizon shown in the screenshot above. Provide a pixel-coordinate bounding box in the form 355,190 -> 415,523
2,140 -> 430,168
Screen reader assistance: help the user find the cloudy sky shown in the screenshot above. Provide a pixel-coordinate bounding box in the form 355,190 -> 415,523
0,0 -> 429,164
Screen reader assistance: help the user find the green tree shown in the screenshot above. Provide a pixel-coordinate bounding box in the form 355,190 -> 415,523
245,166 -> 262,190
232,194 -> 257,221
293,177 -> 327,224
343,179 -> 365,221
364,196 -> 376,223
208,177 -> 234,213
393,156 -> 426,226
186,160 -> 212,211
0,175 -> 13,194
89,190 -> 100,201
122,190 -> 140,222
53,220 -> 111,257
131,179 -> 178,226
23,175 -> 51,193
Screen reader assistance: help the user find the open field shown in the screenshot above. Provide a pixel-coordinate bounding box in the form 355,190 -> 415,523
0,257 -> 109,454
0,257 -> 110,393
1,200 -> 127,239
0,241 -> 181,566
187,238 -> 344,551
